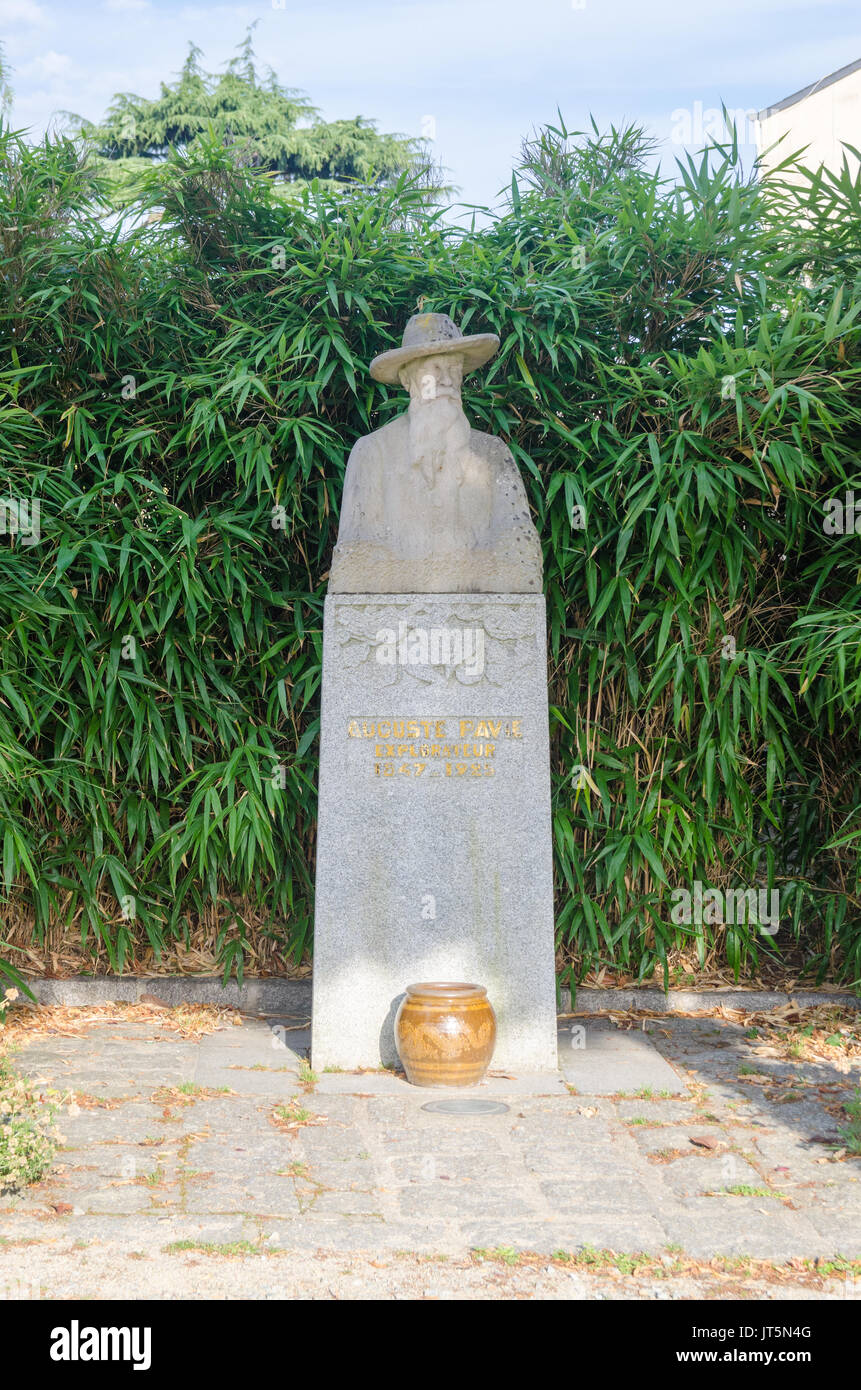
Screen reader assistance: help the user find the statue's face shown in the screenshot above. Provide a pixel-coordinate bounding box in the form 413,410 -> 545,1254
400,353 -> 464,404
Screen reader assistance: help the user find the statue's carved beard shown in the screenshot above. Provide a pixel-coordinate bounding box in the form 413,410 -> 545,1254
408,396 -> 471,488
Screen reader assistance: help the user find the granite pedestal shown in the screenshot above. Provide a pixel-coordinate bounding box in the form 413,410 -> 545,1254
311,593 -> 558,1072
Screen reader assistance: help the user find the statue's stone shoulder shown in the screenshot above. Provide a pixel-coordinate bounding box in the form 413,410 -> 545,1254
340,419 -> 397,503
468,426 -> 520,471
338,419 -> 405,538
346,415 -> 406,464
468,427 -> 533,508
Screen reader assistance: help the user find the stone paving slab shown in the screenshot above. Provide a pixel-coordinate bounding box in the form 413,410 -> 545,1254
2,1007 -> 860,1292
658,1199 -> 824,1261
560,1020 -> 687,1094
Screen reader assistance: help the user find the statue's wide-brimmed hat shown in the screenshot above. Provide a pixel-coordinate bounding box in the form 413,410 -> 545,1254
369,312 -> 500,385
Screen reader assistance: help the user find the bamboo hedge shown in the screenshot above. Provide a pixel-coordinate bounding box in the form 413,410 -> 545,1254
1,120 -> 860,991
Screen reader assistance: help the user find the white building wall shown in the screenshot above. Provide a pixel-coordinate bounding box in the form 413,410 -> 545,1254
756,62 -> 861,179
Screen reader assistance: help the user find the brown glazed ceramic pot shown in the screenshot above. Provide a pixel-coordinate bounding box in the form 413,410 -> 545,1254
394,982 -> 497,1087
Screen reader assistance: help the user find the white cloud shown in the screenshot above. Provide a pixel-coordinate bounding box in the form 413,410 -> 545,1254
0,0 -> 46,24
103,0 -> 150,10
20,49 -> 73,80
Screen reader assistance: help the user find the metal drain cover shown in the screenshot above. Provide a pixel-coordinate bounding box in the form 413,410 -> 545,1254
420,1098 -> 509,1116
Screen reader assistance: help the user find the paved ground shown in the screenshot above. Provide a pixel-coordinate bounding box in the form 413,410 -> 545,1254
2,1005 -> 859,1299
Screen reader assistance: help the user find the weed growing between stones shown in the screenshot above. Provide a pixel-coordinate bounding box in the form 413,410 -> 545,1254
0,1058 -> 64,1191
839,1088 -> 861,1154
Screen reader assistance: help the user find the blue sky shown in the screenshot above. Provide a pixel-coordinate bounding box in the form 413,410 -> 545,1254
2,0 -> 859,209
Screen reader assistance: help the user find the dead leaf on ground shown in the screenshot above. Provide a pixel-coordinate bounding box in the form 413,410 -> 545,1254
689,1135 -> 721,1150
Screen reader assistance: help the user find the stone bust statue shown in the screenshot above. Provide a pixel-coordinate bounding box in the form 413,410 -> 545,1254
328,311 -> 543,593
